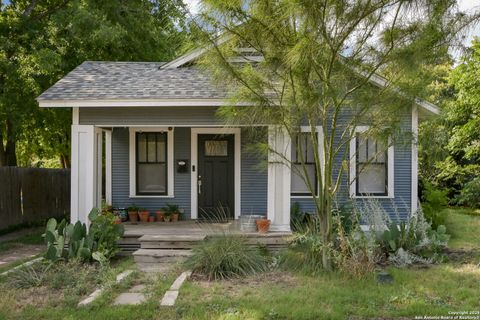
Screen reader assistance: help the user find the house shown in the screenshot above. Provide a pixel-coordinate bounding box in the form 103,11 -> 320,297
36,46 -> 440,232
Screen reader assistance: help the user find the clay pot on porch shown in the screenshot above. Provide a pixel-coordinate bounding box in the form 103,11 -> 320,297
171,212 -> 180,222
138,210 -> 150,223
128,211 -> 138,223
155,210 -> 165,222
113,215 -> 122,225
148,215 -> 155,222
256,219 -> 271,234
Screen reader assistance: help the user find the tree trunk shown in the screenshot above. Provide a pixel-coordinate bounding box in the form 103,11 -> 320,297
5,118 -> 17,166
60,154 -> 70,168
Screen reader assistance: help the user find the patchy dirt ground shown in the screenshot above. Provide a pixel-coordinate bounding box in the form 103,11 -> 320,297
0,245 -> 44,267
190,271 -> 299,298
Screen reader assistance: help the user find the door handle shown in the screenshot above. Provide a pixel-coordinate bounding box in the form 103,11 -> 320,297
198,176 -> 202,194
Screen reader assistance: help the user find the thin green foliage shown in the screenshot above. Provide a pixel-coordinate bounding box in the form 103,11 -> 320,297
186,235 -> 269,280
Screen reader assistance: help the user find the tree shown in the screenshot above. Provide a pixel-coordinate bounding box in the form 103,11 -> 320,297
422,38 -> 480,193
0,0 -> 189,167
193,0 -> 476,269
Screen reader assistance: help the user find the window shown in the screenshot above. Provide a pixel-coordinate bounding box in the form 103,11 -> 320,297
129,128 -> 174,197
350,127 -> 393,198
136,132 -> 167,195
291,132 -> 318,196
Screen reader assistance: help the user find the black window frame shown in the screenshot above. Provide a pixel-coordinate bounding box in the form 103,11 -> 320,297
355,133 -> 388,196
291,132 -> 319,197
135,132 -> 168,196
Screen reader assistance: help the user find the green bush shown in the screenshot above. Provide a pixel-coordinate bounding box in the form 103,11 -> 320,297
185,235 -> 268,280
43,208 -> 124,264
280,231 -> 327,275
421,182 -> 448,229
456,177 -> 480,208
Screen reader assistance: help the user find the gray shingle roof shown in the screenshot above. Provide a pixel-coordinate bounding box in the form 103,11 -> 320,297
37,61 -> 226,101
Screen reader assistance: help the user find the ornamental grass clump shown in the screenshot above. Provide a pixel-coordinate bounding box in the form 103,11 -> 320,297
185,235 -> 268,280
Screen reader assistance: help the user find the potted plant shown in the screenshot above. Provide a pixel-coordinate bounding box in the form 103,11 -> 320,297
148,214 -> 155,222
256,218 -> 271,234
163,204 -> 181,222
163,211 -> 172,222
138,208 -> 150,222
155,209 -> 165,222
127,204 -> 139,223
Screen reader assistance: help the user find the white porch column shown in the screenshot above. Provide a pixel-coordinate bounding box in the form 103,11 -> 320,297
71,125 -> 101,225
267,126 -> 291,232
105,130 -> 112,206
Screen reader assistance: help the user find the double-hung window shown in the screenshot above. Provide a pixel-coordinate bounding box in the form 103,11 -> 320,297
291,132 -> 319,196
350,127 -> 393,197
129,128 -> 174,197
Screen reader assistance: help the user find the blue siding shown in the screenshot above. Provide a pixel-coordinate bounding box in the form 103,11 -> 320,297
241,128 -> 268,215
292,108 -> 412,221
111,127 -> 192,217
111,126 -> 268,218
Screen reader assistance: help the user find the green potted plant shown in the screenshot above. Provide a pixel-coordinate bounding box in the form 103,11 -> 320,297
163,204 -> 181,222
155,208 -> 165,222
163,210 -> 172,222
138,208 -> 150,223
127,204 -> 138,223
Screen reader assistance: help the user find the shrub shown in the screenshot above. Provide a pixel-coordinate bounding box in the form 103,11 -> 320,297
280,231 -> 326,275
456,177 -> 480,208
186,235 -> 268,280
421,182 -> 449,228
44,208 -> 124,264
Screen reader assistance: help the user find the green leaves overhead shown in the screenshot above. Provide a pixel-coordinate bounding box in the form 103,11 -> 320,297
0,0 -> 189,167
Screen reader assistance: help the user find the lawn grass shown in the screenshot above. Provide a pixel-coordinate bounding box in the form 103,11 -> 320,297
0,208 -> 478,320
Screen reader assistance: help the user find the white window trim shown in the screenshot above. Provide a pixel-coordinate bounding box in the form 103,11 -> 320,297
411,104 -> 419,216
291,126 -> 324,199
349,126 -> 394,199
191,127 -> 241,220
129,127 -> 174,198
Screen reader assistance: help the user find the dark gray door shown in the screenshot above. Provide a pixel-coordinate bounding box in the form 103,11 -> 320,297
197,134 -> 235,220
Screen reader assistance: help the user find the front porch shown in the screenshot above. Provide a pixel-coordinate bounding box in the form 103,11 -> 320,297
71,123 -> 294,232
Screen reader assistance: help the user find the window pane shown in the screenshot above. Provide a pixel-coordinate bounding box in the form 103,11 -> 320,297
137,133 -> 147,162
367,137 -> 376,161
291,164 -> 316,194
305,134 -> 315,163
156,134 -> 166,162
376,139 -> 386,163
205,140 -> 228,156
357,134 -> 367,162
292,133 -> 317,163
147,133 -> 156,162
137,163 -> 166,193
358,164 -> 386,194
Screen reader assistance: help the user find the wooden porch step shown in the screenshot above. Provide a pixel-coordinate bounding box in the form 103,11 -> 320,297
139,234 -> 206,249
133,249 -> 193,264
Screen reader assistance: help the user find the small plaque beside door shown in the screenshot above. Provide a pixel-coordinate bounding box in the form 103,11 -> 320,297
204,140 -> 228,156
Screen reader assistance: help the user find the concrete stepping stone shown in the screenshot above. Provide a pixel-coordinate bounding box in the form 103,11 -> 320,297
114,292 -> 146,305
160,271 -> 192,306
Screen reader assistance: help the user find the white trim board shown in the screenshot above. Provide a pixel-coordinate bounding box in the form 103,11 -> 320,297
349,126 -> 395,199
411,104 -> 419,216
128,127 -> 175,198
38,98 -> 235,108
190,127 -> 241,220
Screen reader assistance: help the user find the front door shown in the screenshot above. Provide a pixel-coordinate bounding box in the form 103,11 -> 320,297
197,134 -> 235,220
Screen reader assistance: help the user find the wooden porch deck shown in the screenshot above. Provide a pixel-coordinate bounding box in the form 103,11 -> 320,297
119,220 -> 292,255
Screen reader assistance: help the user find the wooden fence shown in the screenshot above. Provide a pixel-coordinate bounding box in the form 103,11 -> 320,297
0,167 -> 70,231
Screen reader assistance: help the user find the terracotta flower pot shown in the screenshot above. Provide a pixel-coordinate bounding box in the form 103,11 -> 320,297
113,216 -> 122,225
128,211 -> 138,223
171,213 -> 180,222
256,219 -> 271,234
156,210 -> 165,222
138,210 -> 150,223
148,215 -> 155,222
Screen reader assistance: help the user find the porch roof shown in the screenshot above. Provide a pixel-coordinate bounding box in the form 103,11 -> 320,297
37,61 -> 226,105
